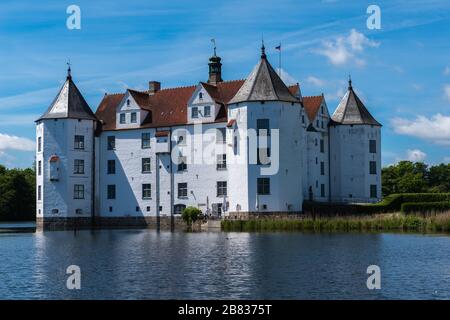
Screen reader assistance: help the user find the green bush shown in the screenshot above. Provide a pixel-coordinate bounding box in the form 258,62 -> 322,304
181,206 -> 201,225
401,201 -> 450,214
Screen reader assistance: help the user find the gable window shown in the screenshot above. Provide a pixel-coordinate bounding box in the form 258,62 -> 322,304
74,159 -> 85,174
370,185 -> 377,198
74,135 -> 84,150
130,112 -> 137,123
217,154 -> 227,170
74,184 -> 84,199
217,181 -> 227,197
38,161 -> 42,176
320,139 -> 324,153
142,158 -> 151,173
107,185 -> 116,199
142,133 -> 151,149
216,128 -> 226,144
191,107 -> 198,119
119,113 -> 126,124
257,178 -> 270,195
321,106 -> 324,114
127,99 -> 130,106
38,137 -> 42,152
257,119 -> 270,136
370,161 -> 377,175
369,140 -> 376,153
204,106 -> 211,117
178,183 -> 188,198
199,92 -> 203,100
107,136 -> 115,150
178,156 -> 187,172
142,184 -> 152,199
107,160 -> 115,174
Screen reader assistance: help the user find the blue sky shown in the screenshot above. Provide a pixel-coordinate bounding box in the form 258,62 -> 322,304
1,0 -> 450,168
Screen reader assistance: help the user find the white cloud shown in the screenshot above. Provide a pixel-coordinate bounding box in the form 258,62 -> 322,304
406,149 -> 427,162
0,133 -> 35,152
444,84 -> 450,101
392,114 -> 450,145
306,76 -> 326,87
444,66 -> 450,75
314,29 -> 379,66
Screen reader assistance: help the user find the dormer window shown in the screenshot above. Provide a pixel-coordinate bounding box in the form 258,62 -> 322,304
204,106 -> 211,117
131,112 -> 137,123
191,107 -> 198,118
120,113 -> 126,124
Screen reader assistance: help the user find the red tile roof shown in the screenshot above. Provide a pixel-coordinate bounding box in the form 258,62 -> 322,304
302,95 -> 324,122
95,81 -> 302,132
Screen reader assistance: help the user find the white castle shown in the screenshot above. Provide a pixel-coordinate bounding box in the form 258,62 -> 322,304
35,45 -> 382,229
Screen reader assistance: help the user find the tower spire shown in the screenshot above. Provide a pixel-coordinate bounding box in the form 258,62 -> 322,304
348,74 -> 352,90
261,38 -> 266,59
67,61 -> 72,80
208,40 -> 222,84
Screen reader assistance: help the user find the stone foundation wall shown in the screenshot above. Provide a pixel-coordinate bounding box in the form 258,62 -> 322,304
36,216 -> 189,231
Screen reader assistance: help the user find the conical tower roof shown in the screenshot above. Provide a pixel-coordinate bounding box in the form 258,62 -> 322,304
228,44 -> 298,104
37,69 -> 97,121
331,78 -> 381,126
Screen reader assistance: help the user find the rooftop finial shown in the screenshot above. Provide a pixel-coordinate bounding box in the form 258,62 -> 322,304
211,38 -> 217,56
261,37 -> 266,59
348,74 -> 352,89
67,60 -> 72,80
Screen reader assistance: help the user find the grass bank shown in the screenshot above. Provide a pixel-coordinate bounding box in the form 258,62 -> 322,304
221,212 -> 450,233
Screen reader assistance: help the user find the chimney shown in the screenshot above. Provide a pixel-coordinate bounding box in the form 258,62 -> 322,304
148,81 -> 161,94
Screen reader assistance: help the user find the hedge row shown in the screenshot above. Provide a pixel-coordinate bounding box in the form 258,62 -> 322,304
303,193 -> 450,216
401,201 -> 450,214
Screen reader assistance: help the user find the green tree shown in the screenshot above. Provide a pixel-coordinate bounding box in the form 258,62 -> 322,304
182,206 -> 201,228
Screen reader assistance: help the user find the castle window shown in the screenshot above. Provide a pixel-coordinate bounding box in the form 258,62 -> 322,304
74,184 -> 84,199
174,204 -> 186,215
107,160 -> 115,174
302,115 -> 305,124
120,113 -> 126,124
369,140 -> 376,153
74,159 -> 84,174
370,185 -> 377,198
216,128 -> 226,143
191,107 -> 198,118
74,135 -> 84,150
52,209 -> 59,214
142,158 -> 151,173
178,156 -> 187,172
321,184 -> 325,197
217,181 -> 227,197
217,154 -> 227,170
370,161 -> 377,175
321,106 -> 324,114
141,133 -> 151,149
38,185 -> 41,201
38,137 -> 42,152
107,185 -> 116,199
38,161 -> 42,176
142,184 -> 152,199
257,178 -> 270,195
320,161 -> 325,175
204,106 -> 211,117
320,140 -> 324,153
76,209 -> 83,215
257,119 -> 270,136
107,136 -> 115,150
130,112 -> 137,123
146,206 -> 151,212
316,119 -> 319,127
178,183 -> 188,198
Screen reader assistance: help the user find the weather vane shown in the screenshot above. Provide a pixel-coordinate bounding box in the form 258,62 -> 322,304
211,38 -> 216,56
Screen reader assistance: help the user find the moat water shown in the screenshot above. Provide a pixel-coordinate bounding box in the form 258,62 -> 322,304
0,225 -> 449,299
